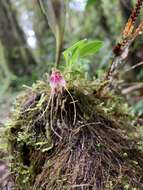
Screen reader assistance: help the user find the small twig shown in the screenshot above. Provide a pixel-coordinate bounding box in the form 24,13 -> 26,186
122,83 -> 143,94
123,61 -> 143,73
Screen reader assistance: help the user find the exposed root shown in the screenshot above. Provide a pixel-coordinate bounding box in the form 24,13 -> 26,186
65,87 -> 77,126
6,80 -> 143,190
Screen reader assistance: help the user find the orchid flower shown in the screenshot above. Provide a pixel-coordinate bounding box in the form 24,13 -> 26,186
49,69 -> 66,94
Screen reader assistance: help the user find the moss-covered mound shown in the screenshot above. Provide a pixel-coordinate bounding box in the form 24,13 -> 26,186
7,79 -> 143,190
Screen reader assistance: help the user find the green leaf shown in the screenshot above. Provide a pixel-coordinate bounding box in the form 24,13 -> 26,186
63,39 -> 87,64
64,39 -> 87,54
79,40 -> 103,57
63,39 -> 103,68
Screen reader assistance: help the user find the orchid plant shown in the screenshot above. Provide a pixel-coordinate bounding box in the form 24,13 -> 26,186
49,38 -> 103,94
47,39 -> 103,138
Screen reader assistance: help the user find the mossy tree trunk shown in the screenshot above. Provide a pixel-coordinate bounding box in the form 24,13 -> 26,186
0,0 -> 37,76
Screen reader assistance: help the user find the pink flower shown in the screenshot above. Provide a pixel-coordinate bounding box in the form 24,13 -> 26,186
49,70 -> 66,94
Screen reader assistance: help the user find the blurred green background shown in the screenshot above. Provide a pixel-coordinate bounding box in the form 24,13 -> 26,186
0,0 -> 143,124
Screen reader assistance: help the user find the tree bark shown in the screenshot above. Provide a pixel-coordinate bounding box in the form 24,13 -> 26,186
0,0 -> 37,76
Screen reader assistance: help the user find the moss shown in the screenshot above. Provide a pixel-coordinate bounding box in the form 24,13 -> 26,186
6,78 -> 143,190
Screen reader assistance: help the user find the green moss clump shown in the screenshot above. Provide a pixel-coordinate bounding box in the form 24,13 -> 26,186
6,79 -> 143,190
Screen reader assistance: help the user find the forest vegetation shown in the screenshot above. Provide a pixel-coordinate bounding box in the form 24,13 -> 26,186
0,0 -> 143,189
